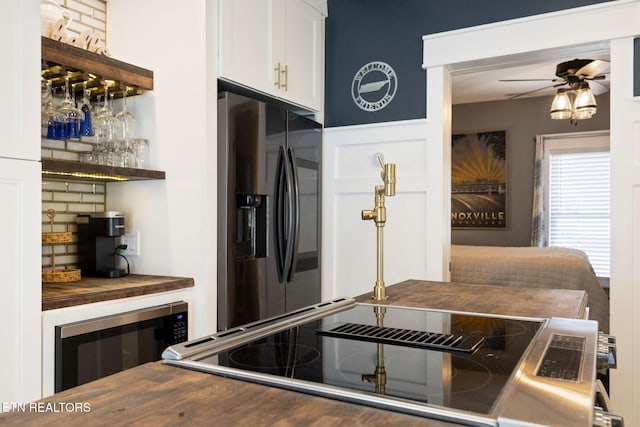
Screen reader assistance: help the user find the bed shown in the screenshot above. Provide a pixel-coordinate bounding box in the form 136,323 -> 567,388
450,244 -> 609,332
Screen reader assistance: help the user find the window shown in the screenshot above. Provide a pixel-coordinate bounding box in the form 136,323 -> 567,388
543,132 -> 610,278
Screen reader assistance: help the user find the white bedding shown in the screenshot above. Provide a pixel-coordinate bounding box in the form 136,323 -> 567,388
451,244 -> 609,332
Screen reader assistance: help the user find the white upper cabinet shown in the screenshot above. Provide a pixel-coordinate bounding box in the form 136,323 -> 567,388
1,0 -> 40,161
219,0 -> 271,95
277,0 -> 324,111
219,0 -> 326,113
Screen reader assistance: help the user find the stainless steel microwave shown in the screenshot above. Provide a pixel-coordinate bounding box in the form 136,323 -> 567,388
55,301 -> 188,393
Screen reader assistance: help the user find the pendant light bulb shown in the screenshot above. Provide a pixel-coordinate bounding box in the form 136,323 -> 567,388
573,86 -> 597,120
550,91 -> 572,120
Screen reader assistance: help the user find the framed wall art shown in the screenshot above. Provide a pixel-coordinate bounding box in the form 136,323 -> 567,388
451,130 -> 507,229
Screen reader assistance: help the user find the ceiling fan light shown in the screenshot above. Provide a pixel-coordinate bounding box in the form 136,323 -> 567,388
550,91 -> 572,120
573,87 -> 597,119
574,109 -> 595,120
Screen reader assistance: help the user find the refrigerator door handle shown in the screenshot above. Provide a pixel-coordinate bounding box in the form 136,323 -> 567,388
286,147 -> 300,282
282,146 -> 296,283
274,145 -> 295,283
274,146 -> 286,282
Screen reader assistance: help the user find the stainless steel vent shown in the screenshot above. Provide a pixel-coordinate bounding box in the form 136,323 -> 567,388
318,323 -> 484,353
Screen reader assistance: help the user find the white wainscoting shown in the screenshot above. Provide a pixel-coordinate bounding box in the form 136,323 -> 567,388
322,118 -> 446,301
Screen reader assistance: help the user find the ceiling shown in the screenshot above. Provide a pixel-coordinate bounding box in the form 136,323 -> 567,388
451,54 -> 610,105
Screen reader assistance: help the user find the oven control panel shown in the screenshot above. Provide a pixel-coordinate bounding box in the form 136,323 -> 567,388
535,333 -> 585,382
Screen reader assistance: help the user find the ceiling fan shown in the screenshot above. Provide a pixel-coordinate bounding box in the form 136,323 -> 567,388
500,58 -> 610,99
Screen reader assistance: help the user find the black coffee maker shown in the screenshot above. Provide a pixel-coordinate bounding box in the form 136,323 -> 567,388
77,212 -> 126,278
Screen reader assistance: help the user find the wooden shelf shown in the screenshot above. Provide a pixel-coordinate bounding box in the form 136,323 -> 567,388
42,158 -> 165,182
41,36 -> 153,98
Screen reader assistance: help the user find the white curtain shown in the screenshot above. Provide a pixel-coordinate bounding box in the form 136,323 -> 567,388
530,136 -> 547,246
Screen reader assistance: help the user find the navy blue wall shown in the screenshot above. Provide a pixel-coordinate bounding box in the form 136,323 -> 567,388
324,0 -> 612,127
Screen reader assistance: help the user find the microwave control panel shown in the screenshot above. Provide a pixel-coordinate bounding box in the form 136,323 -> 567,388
170,312 -> 188,344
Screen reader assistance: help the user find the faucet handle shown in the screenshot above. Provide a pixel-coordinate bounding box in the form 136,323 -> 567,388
383,163 -> 396,196
376,154 -> 396,196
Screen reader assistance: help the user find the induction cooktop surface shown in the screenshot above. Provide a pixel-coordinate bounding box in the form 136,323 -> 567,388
163,299 -> 600,426
201,304 -> 540,414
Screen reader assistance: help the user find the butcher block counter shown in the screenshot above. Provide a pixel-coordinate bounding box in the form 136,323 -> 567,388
354,279 -> 588,319
3,280 -> 587,426
42,274 -> 195,310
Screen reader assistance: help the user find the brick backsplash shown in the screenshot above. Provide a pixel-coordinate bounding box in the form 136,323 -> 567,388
41,135 -> 96,162
41,0 -> 108,271
60,0 -> 107,43
42,179 -> 106,269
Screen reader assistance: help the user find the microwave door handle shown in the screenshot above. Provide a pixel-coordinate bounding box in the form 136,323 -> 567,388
286,147 -> 300,283
56,302 -> 188,338
274,146 -> 287,283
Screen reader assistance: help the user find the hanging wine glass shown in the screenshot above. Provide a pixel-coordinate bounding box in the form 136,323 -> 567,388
107,91 -> 126,166
54,86 -> 67,139
115,87 -> 136,140
95,86 -> 112,139
71,82 -> 84,138
58,77 -> 84,139
114,87 -> 136,167
94,87 -> 112,163
94,84 -> 121,165
79,80 -> 94,137
41,78 -> 51,109
91,95 -> 106,164
43,83 -> 66,140
41,79 -> 54,134
108,91 -> 124,141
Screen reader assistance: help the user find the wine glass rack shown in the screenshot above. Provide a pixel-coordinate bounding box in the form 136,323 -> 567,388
41,37 -> 164,182
42,36 -> 152,101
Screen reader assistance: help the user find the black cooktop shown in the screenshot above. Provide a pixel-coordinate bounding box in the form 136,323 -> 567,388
196,304 -> 542,415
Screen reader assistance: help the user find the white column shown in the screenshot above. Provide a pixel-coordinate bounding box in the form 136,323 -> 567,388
0,0 -> 42,402
609,36 -> 640,426
425,65 -> 452,281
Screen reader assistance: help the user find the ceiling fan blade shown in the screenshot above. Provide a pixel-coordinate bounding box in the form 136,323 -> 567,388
589,80 -> 609,95
507,83 -> 560,100
500,78 -> 566,85
586,74 -> 608,81
499,78 -> 556,82
575,59 -> 610,78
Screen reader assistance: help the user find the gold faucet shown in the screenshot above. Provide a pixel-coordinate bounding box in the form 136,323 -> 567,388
361,154 -> 396,301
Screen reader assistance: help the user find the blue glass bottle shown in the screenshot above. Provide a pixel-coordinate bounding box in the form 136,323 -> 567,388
79,83 -> 94,137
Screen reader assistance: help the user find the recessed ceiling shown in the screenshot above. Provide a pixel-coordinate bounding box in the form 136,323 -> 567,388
451,54 -> 610,105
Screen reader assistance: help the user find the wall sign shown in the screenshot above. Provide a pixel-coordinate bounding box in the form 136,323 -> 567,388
451,130 -> 507,228
351,61 -> 398,112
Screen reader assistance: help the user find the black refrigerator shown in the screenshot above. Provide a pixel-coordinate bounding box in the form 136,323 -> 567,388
217,91 -> 322,330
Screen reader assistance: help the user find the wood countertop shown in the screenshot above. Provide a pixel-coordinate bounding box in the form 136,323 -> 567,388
42,274 -> 194,311
355,279 -> 588,319
0,362 -> 450,427
7,280 -> 587,426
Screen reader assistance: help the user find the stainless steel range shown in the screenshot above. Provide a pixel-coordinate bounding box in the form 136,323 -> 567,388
162,298 -> 621,426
